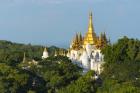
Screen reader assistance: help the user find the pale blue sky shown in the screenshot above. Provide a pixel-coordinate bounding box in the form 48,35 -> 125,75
0,0 -> 139,47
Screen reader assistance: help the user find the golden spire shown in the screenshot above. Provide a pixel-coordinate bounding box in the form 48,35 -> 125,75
88,12 -> 96,37
78,32 -> 83,43
97,32 -> 108,49
71,33 -> 80,50
44,47 -> 47,52
83,12 -> 97,46
88,12 -> 93,33
99,32 -> 103,43
75,33 -> 79,43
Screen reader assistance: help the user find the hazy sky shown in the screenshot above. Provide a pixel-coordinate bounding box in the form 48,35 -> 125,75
0,0 -> 140,47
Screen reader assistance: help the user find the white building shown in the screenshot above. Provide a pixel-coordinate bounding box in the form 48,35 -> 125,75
67,12 -> 108,74
42,47 -> 49,59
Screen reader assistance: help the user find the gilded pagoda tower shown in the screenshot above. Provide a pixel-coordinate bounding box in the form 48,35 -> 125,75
68,11 -> 108,74
83,12 -> 97,47
69,11 -> 108,50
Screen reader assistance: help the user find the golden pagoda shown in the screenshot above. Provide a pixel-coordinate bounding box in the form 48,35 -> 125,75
71,33 -> 82,50
97,32 -> 104,49
69,11 -> 108,51
78,32 -> 83,45
44,47 -> 48,52
83,12 -> 97,47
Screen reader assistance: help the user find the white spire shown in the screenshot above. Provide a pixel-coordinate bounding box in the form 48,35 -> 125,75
42,47 -> 49,59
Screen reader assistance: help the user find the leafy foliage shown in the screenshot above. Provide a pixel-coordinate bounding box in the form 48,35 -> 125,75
58,71 -> 97,93
0,37 -> 140,93
98,37 -> 140,93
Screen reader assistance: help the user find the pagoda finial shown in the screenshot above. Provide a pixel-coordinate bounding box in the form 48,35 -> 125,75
78,32 -> 83,45
76,33 -> 79,40
44,47 -> 47,51
89,12 -> 93,29
89,11 -> 92,18
71,36 -> 75,45
83,11 -> 96,46
99,32 -> 103,41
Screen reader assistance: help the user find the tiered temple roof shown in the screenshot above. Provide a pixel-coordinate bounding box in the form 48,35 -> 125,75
70,12 -> 108,50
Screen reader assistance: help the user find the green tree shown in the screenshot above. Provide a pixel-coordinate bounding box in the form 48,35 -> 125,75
98,37 -> 140,93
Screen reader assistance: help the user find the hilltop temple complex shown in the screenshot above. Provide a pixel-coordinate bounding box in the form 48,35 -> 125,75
40,12 -> 109,74
66,12 -> 109,74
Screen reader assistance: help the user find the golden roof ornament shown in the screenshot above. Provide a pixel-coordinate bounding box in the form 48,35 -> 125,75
44,47 -> 48,52
83,12 -> 97,46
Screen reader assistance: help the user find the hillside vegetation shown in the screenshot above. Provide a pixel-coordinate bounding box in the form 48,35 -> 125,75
0,37 -> 139,93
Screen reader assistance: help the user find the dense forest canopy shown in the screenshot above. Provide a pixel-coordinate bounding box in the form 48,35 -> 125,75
0,40 -> 66,66
0,37 -> 140,93
98,37 -> 140,93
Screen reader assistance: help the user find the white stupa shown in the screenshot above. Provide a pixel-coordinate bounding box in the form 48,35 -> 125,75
42,47 -> 49,59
